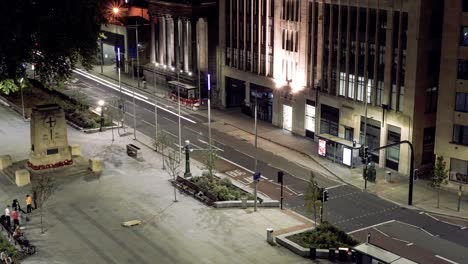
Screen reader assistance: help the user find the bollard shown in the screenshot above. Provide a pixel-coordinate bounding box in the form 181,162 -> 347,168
266,228 -> 274,245
309,246 -> 316,259
241,197 -> 247,209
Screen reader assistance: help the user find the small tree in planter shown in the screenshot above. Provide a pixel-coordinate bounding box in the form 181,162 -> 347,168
204,148 -> 219,180
153,128 -> 169,170
430,156 -> 448,208
31,175 -> 57,234
165,149 -> 181,202
304,172 -> 322,227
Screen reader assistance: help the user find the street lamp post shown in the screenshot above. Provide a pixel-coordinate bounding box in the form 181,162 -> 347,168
97,100 -> 105,132
135,21 -> 140,88
207,74 -> 212,165
254,94 -> 259,212
19,78 -> 25,120
184,140 -> 192,178
177,69 -> 182,162
154,63 -> 158,145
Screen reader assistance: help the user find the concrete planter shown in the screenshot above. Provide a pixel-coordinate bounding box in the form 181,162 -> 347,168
275,228 -> 331,259
213,200 -> 280,208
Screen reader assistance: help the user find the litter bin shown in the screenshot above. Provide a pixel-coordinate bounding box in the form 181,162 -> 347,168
309,247 -> 316,259
367,162 -> 376,182
266,228 -> 274,244
328,248 -> 336,260
385,171 -> 392,183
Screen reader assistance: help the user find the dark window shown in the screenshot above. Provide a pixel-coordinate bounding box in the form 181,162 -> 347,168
458,60 -> 468,80
461,27 -> 468,46
344,127 -> 354,142
455,92 -> 468,112
320,104 -> 339,136
425,87 -> 438,113
422,127 -> 436,165
464,0 -> 468,12
47,148 -> 59,155
453,124 -> 468,145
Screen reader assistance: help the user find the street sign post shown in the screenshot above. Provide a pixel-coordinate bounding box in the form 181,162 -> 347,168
278,171 -> 284,210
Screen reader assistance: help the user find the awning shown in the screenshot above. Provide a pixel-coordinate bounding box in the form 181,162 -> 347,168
168,81 -> 196,89
317,133 -> 361,149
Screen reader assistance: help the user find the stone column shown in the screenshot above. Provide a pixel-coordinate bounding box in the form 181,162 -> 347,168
196,18 -> 208,72
183,19 -> 190,72
188,20 -> 193,72
150,16 -> 156,64
167,16 -> 175,67
159,15 -> 166,65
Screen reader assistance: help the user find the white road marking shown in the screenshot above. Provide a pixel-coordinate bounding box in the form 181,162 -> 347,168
73,69 -> 196,124
435,255 -> 460,264
348,220 -> 396,234
197,139 -> 224,151
184,126 -> 202,135
218,156 -> 254,174
162,116 -> 177,124
372,227 -> 413,245
425,213 -> 467,229
141,120 -> 155,127
394,220 -> 436,237
325,184 -> 346,190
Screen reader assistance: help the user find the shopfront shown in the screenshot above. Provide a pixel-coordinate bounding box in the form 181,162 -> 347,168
317,133 -> 361,168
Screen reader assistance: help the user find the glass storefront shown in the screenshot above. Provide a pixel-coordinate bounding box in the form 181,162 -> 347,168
450,158 -> 468,184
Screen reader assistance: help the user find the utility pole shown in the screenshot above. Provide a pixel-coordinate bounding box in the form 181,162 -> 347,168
254,95 -> 259,212
371,140 -> 415,205
207,74 -> 212,166
154,63 -> 158,144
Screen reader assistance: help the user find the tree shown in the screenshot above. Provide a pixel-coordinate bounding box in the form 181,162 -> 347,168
165,149 -> 181,202
0,79 -> 19,95
31,175 -> 56,234
204,148 -> 219,180
153,129 -> 169,170
304,172 -> 322,227
430,156 -> 449,208
0,0 -> 108,84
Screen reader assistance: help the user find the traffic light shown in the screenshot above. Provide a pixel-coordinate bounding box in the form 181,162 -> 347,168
317,187 -> 324,201
277,171 -> 284,183
323,190 -> 329,202
361,146 -> 369,164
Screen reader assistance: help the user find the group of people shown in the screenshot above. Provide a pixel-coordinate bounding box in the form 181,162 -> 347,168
0,195 -> 34,263
2,195 -> 33,233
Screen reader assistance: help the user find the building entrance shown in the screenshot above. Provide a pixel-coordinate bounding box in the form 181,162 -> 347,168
225,77 -> 245,108
249,83 -> 273,123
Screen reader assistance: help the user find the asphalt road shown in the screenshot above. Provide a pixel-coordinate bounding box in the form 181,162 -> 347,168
70,69 -> 468,263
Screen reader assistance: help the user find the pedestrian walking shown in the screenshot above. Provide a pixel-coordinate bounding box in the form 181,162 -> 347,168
10,209 -> 19,230
4,205 -> 10,229
26,195 -> 32,213
12,199 -> 26,214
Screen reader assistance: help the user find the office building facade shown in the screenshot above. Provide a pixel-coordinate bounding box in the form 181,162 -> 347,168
435,0 -> 468,185
218,0 -> 443,175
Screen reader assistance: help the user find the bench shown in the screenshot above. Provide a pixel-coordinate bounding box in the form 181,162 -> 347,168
126,144 -> 142,159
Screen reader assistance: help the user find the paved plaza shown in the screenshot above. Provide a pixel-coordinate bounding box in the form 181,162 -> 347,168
0,103 -> 314,264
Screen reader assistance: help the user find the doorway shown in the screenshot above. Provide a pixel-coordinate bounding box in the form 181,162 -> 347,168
283,105 -> 293,131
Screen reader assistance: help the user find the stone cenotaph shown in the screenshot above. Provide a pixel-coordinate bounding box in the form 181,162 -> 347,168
28,104 -> 73,170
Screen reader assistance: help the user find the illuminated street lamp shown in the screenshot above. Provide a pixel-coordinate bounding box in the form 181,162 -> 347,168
19,78 -> 25,120
97,100 -> 105,132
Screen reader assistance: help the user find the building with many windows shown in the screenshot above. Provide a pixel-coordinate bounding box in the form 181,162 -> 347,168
218,0 -> 443,176
435,0 -> 468,185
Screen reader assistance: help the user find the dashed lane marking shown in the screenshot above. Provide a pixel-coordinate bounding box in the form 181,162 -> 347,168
348,220 -> 396,234
435,255 -> 460,264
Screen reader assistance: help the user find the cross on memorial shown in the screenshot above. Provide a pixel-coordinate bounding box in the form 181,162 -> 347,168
46,116 -> 56,140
